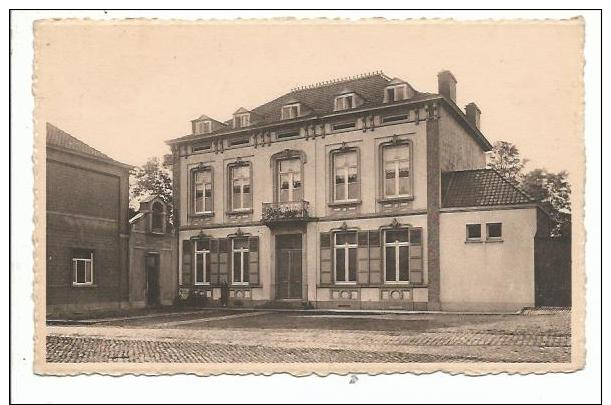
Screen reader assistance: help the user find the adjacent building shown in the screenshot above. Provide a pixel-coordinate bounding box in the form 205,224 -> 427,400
46,124 -> 177,315
46,123 -> 132,314
166,70 -> 555,312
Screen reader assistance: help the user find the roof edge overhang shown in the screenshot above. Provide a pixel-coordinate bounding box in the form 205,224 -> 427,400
47,144 -> 134,170
439,203 -> 540,213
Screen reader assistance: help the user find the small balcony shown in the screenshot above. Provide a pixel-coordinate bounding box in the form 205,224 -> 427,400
261,200 -> 311,225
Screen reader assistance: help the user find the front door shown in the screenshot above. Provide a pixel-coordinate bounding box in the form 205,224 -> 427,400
145,253 -> 160,306
276,234 -> 303,300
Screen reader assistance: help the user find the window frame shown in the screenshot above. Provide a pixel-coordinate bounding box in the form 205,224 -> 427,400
227,162 -> 253,213
276,157 -> 303,203
192,167 -> 214,215
281,103 -> 301,120
72,250 -> 94,286
466,223 -> 482,242
383,229 -> 411,284
330,147 -> 360,204
384,84 -> 408,102
195,120 -> 212,135
334,93 -> 356,111
234,113 -> 250,129
231,238 -> 250,285
379,140 -> 413,201
486,222 -> 503,241
333,231 -> 358,285
193,240 -> 211,285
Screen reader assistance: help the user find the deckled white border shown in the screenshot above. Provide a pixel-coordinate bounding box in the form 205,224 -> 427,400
9,7 -> 603,404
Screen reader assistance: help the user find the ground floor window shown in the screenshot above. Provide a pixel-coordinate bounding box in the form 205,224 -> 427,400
194,239 -> 211,284
72,249 -> 94,286
334,231 -> 357,283
384,229 -> 410,282
232,238 -> 250,285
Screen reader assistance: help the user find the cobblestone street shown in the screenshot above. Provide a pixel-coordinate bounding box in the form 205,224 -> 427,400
46,309 -> 571,363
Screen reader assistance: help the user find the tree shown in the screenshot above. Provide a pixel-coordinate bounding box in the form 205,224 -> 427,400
487,140 -> 528,183
522,169 -> 572,237
129,156 -> 173,224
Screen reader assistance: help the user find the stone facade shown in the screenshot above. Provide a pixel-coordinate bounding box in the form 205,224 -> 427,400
167,71 -> 549,312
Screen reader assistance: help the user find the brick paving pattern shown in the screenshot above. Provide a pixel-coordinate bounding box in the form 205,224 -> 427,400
45,310 -> 571,363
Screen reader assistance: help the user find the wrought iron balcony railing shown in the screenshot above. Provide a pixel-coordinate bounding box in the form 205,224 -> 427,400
261,200 -> 311,224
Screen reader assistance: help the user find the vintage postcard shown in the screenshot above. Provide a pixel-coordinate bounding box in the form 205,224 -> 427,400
32,17 -> 585,375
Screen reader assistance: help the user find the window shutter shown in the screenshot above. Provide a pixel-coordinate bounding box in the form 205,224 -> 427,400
319,232 -> 332,285
368,230 -> 382,284
409,228 -> 423,284
218,238 -> 229,284
248,236 -> 259,285
182,239 -> 193,286
357,231 -> 369,284
210,238 -> 220,284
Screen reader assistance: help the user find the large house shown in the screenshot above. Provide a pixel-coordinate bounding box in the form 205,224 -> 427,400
166,70 -> 555,312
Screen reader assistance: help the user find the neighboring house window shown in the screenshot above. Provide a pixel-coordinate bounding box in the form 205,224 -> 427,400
151,201 -> 164,233
278,158 -> 302,202
193,169 -> 213,214
194,239 -> 211,285
382,143 -> 411,198
334,231 -> 357,283
466,224 -> 482,241
230,164 -> 252,211
195,120 -> 211,134
384,229 -> 409,283
385,85 -> 407,102
333,150 -> 359,202
234,114 -> 250,128
281,104 -> 300,120
72,250 -> 94,286
334,94 -> 355,111
232,238 -> 250,285
486,223 -> 503,240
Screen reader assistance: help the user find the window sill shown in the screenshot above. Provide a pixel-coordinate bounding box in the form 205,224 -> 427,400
377,196 -> 414,204
226,209 -> 253,216
485,238 -> 504,243
192,212 -> 215,218
465,239 -> 483,244
333,282 -> 358,286
71,283 -> 97,288
328,199 -> 361,208
465,239 -> 504,244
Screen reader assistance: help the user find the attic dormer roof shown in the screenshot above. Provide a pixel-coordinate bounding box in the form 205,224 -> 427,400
234,107 -> 250,115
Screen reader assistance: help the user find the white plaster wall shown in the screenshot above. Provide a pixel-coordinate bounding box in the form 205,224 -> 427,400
439,208 -> 537,311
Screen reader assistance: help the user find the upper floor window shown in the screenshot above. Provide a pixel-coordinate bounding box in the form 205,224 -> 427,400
466,224 -> 482,241
193,169 -> 213,214
334,231 -> 357,284
382,143 -> 411,198
151,202 -> 164,232
195,120 -> 212,135
230,164 -> 252,211
72,249 -> 94,286
384,84 -> 408,102
333,150 -> 359,202
278,158 -> 302,202
194,239 -> 211,285
232,238 -> 250,285
334,94 -> 355,111
486,223 -> 503,240
281,104 -> 300,120
234,113 -> 250,129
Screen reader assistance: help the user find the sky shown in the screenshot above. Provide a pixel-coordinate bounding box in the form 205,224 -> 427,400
35,19 -> 584,176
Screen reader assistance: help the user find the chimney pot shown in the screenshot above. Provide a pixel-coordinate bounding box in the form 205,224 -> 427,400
437,70 -> 457,103
465,102 -> 481,129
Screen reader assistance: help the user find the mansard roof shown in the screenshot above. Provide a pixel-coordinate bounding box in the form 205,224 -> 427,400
441,169 -> 534,208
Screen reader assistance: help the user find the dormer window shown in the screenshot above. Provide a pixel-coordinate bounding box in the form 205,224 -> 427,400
195,120 -> 212,135
385,84 -> 408,102
281,103 -> 300,120
234,113 -> 250,129
334,94 -> 355,111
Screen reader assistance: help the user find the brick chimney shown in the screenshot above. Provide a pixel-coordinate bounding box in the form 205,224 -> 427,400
437,70 -> 457,103
465,102 -> 481,129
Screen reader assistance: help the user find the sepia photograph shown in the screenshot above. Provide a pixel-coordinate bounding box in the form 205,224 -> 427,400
26,14 -> 588,378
